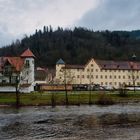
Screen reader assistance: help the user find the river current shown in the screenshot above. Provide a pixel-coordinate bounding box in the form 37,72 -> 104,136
0,104 -> 140,140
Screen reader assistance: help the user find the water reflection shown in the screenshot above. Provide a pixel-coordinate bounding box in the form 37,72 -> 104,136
0,104 -> 140,140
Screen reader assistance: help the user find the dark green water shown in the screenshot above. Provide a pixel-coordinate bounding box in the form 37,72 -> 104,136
0,104 -> 140,140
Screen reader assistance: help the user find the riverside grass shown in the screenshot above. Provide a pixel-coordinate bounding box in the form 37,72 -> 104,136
0,91 -> 140,106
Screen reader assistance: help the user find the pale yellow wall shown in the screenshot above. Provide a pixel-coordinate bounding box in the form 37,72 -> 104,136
55,59 -> 140,88
55,64 -> 65,84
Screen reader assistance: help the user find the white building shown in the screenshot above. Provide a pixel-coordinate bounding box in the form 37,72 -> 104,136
0,48 -> 35,93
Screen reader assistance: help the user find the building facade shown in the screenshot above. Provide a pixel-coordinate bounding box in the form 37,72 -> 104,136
55,58 -> 140,89
0,48 -> 35,93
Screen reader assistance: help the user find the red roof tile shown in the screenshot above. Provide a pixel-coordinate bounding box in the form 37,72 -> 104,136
95,59 -> 140,70
63,64 -> 84,69
7,57 -> 24,71
20,48 -> 35,58
0,57 -> 24,72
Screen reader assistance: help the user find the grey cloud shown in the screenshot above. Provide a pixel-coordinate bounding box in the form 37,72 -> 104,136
77,0 -> 140,30
0,0 -> 52,47
0,32 -> 15,47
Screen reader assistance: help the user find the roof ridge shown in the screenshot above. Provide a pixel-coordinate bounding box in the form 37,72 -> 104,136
20,48 -> 35,58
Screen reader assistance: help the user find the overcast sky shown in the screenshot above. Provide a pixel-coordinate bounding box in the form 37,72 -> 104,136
0,0 -> 140,47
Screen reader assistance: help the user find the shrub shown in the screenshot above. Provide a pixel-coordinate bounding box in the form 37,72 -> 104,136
30,95 -> 37,101
96,93 -> 114,105
118,88 -> 128,97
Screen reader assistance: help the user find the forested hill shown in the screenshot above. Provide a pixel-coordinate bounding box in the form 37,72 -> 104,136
0,26 -> 140,67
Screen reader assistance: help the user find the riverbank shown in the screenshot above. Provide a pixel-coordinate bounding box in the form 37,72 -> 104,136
0,91 -> 140,107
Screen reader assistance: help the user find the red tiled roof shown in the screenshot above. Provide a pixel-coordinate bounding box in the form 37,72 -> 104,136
0,57 -> 24,72
95,59 -> 140,70
7,57 -> 24,71
61,58 -> 140,70
63,64 -> 84,69
20,48 -> 35,58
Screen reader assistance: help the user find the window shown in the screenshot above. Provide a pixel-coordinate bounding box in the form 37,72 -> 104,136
96,69 -> 98,72
105,75 -> 107,79
91,75 -> 93,78
77,75 -> 80,78
114,75 -> 116,78
91,69 -> 93,72
110,75 -> 112,79
26,71 -> 29,75
11,76 -> 17,83
87,75 -> 89,78
25,60 -> 30,67
2,79 -> 6,83
109,82 -> 112,85
100,75 -> 103,79
91,64 -> 93,67
82,75 -> 84,78
123,76 -> 125,79
3,66 -> 12,76
118,75 -> 121,79
87,69 -> 89,72
0,76 -> 3,82
96,75 -> 98,79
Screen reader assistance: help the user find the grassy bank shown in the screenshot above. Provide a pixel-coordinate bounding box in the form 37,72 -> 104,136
0,91 -> 140,106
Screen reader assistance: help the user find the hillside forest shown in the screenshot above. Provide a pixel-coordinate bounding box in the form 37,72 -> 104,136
0,26 -> 140,67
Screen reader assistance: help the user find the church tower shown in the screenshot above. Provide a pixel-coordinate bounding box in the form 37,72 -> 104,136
55,58 -> 65,83
20,48 -> 35,87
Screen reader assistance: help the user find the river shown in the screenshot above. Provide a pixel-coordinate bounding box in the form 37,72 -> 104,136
0,103 -> 140,140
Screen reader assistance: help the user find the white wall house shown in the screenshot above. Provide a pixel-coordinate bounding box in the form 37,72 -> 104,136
0,48 -> 35,93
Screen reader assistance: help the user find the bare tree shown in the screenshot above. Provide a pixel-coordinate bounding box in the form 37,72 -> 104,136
3,61 -> 32,108
64,67 -> 75,105
56,66 -> 75,105
87,66 -> 94,105
128,69 -> 139,93
1,63 -> 21,108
